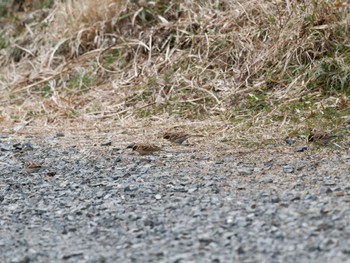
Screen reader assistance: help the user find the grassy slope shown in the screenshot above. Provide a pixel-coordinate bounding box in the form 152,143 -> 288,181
0,0 -> 349,147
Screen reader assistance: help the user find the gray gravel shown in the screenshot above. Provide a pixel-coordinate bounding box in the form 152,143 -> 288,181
1,134 -> 350,263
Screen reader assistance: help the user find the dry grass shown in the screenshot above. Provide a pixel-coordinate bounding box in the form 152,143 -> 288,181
1,0 -> 350,148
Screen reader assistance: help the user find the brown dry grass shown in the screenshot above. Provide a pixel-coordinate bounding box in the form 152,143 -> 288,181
1,0 -> 350,149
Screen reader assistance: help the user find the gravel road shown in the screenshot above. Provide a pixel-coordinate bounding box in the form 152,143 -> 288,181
1,133 -> 350,263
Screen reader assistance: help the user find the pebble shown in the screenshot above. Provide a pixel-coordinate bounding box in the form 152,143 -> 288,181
56,132 -> 65,137
101,141 -> 112,146
0,138 -> 349,263
295,146 -> 308,152
285,138 -> 296,145
263,161 -> 273,170
0,143 -> 12,151
283,165 -> 295,173
237,166 -> 254,175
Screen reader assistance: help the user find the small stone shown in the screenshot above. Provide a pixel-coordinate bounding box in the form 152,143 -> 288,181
22,142 -> 34,151
319,238 -> 338,250
13,143 -> 22,150
295,145 -> 307,152
323,180 -> 336,186
198,235 -> 214,245
320,187 -> 333,194
101,141 -> 112,146
113,147 -> 122,153
13,255 -> 30,263
290,195 -> 301,201
182,140 -> 190,146
237,166 -> 254,175
271,196 -> 280,203
236,245 -> 245,254
0,143 -> 12,151
226,217 -> 234,224
316,222 -> 331,231
263,161 -> 273,170
56,132 -> 65,137
155,194 -> 162,200
285,138 -> 296,145
47,171 -> 56,177
124,185 -> 138,192
114,157 -> 122,163
13,125 -> 26,132
235,217 -> 250,227
260,178 -> 273,184
304,194 -> 318,201
224,157 -> 237,163
62,252 -> 84,260
188,187 -> 198,193
283,165 -> 294,173
147,156 -> 157,162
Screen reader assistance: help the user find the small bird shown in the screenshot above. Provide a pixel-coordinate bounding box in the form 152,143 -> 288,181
163,131 -> 203,145
308,129 -> 341,145
23,161 -> 42,175
126,143 -> 162,155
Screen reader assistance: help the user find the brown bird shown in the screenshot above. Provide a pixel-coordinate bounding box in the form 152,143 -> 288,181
126,143 -> 162,155
308,129 -> 341,145
163,131 -> 203,145
23,161 -> 42,175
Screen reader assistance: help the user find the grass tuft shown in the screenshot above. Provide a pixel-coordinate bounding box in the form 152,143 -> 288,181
1,0 -> 350,146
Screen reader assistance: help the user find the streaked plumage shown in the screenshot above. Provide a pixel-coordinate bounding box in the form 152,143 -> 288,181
163,131 -> 203,145
126,143 -> 162,155
163,132 -> 192,144
24,161 -> 42,174
308,129 -> 340,145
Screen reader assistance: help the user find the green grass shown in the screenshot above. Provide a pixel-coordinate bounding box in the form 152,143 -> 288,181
307,58 -> 350,94
66,73 -> 96,94
1,0 -> 350,148
40,85 -> 53,97
0,36 -> 9,49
